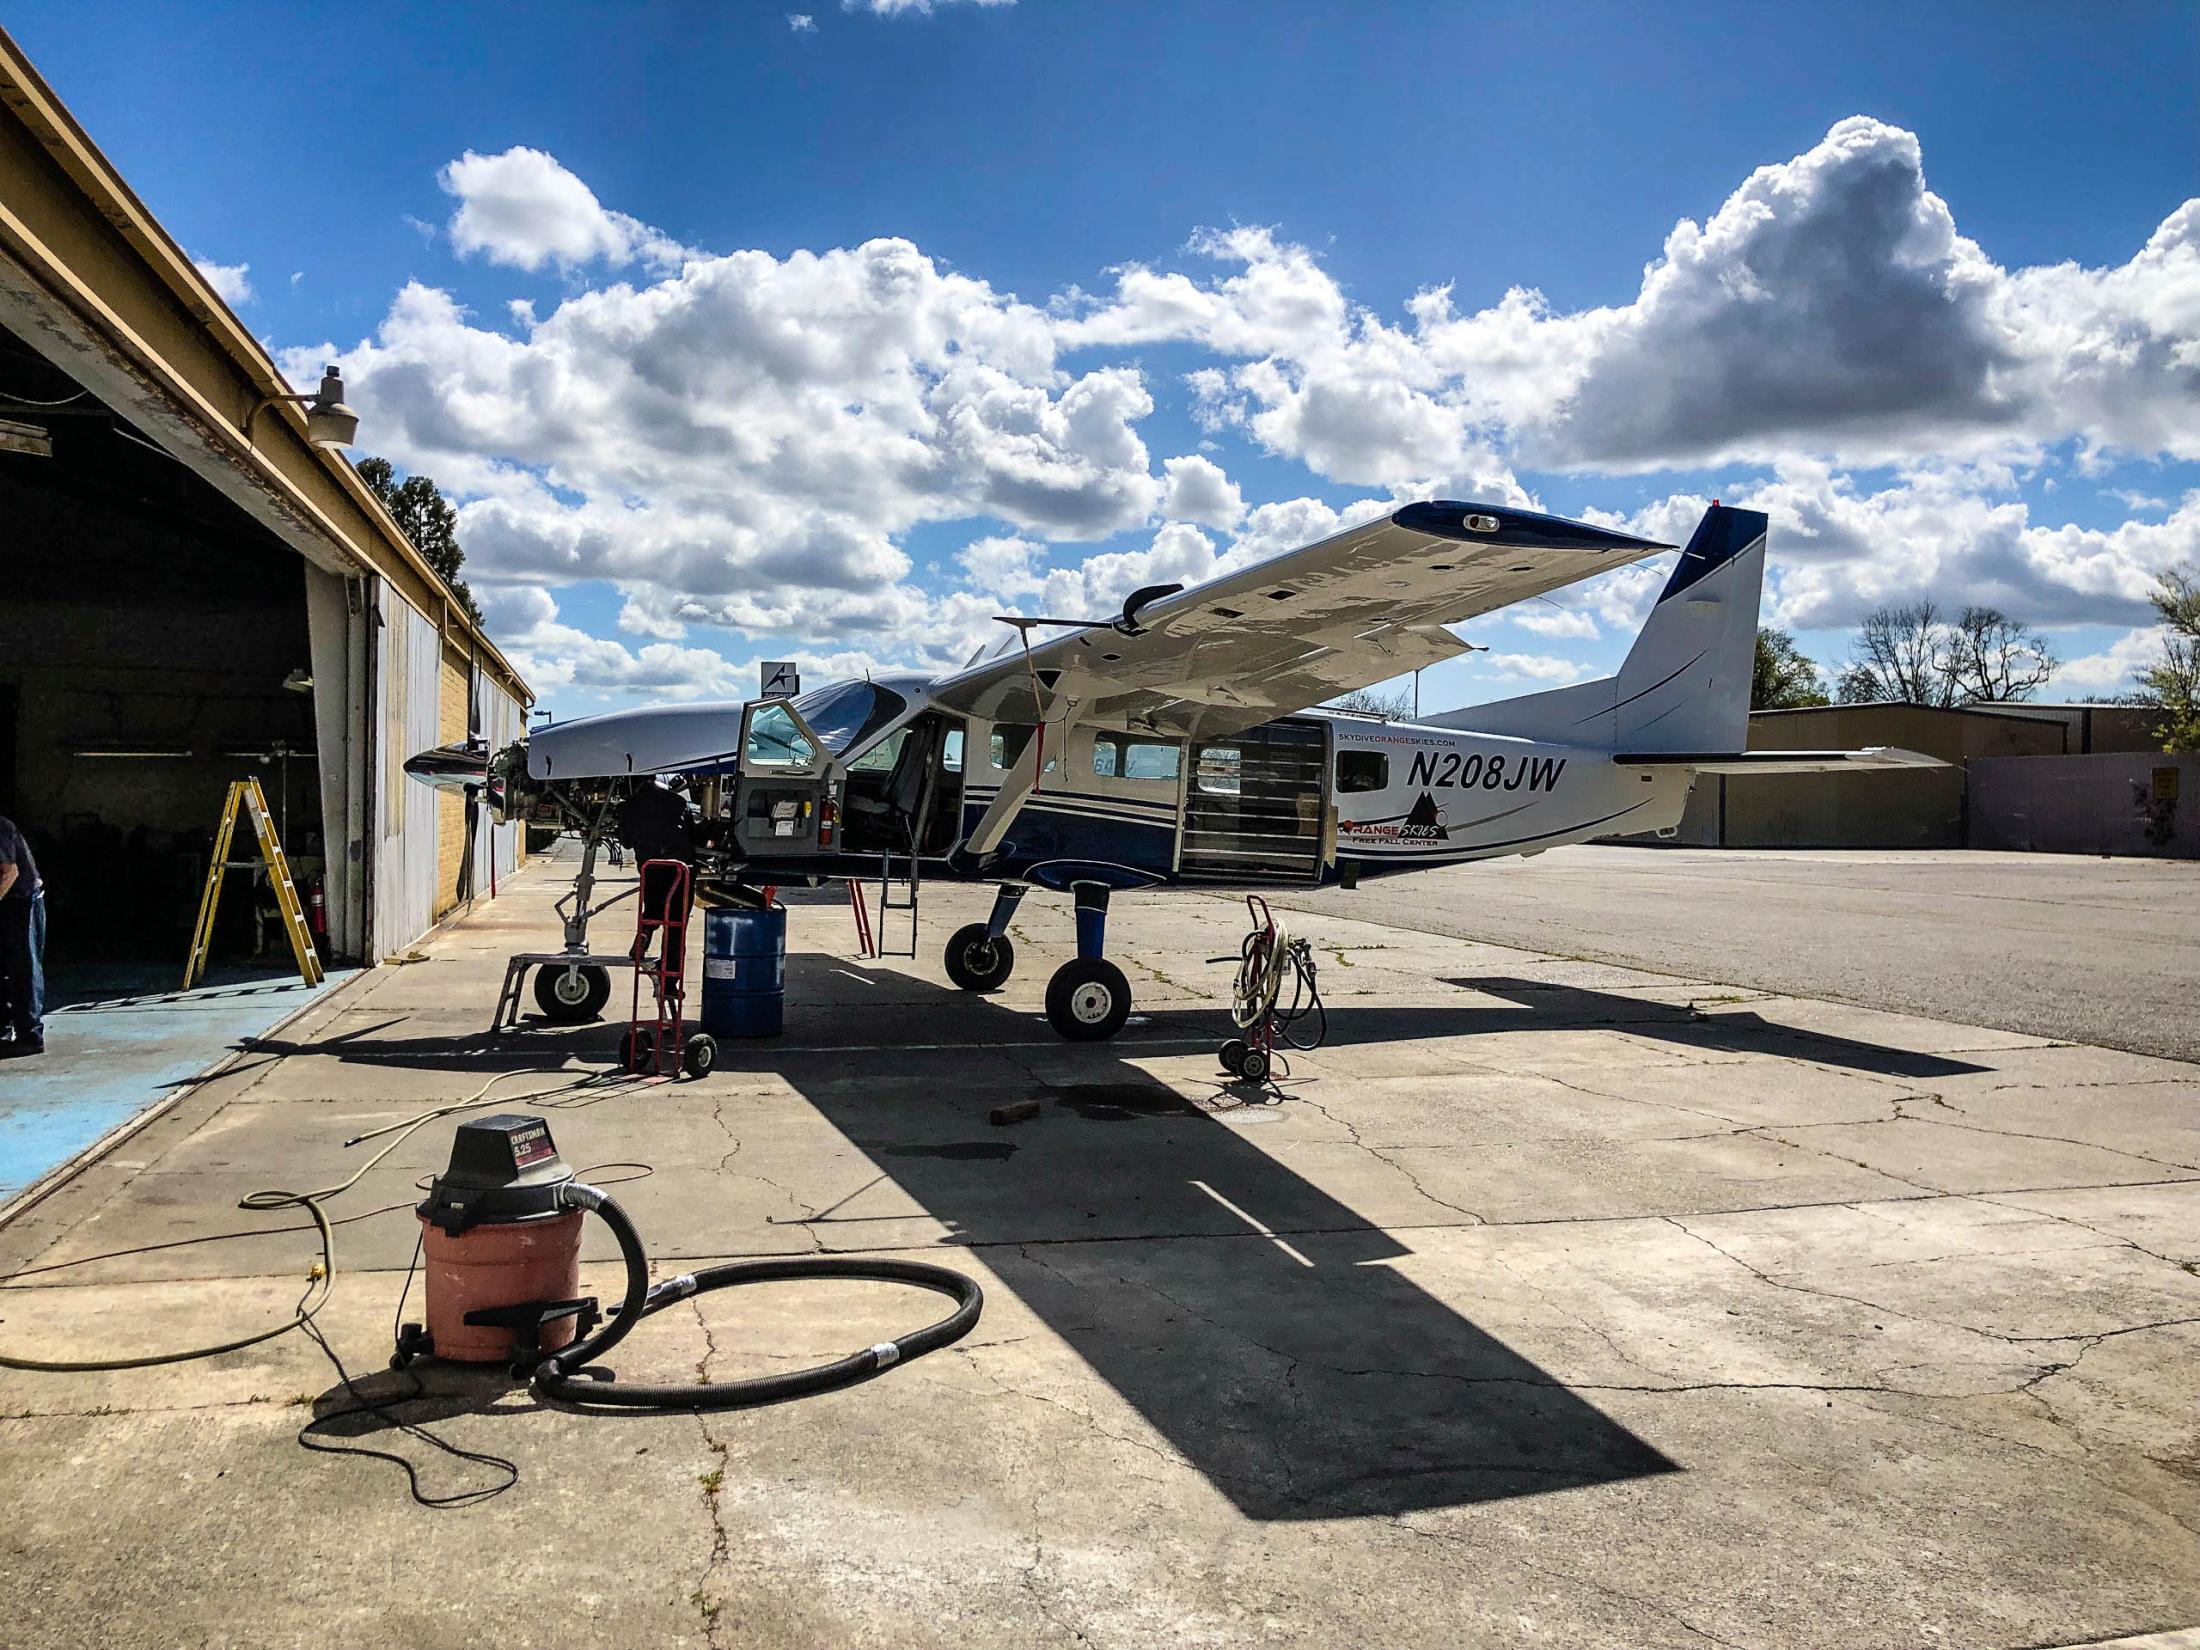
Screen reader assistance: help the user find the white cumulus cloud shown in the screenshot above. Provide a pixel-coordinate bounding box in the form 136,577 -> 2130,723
845,0 -> 1013,13
2058,625 -> 2174,691
287,128 -> 2198,708
440,147 -> 687,272
191,256 -> 253,306
1159,453 -> 1246,529
1066,120 -> 2199,480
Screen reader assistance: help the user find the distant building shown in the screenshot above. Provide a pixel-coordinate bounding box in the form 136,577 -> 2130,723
1610,702 -> 2191,858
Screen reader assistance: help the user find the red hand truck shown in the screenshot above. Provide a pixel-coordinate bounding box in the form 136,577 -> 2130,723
621,859 -> 718,1079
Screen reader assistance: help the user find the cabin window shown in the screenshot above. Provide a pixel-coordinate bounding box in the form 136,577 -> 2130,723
942,729 -> 964,773
1092,734 -> 1182,782
1336,750 -> 1388,793
987,725 -> 1054,774
789,680 -> 906,756
1194,745 -> 1242,796
847,729 -> 907,774
990,725 -> 1032,769
744,702 -> 816,768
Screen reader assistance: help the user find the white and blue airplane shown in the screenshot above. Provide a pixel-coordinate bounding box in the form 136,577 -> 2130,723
409,501 -> 1933,1041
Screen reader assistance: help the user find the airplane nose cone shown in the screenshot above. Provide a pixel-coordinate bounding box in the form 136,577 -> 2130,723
404,739 -> 490,793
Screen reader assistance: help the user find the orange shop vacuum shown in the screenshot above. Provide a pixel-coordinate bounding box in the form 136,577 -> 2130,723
393,1114 -> 602,1375
393,1113 -> 987,1409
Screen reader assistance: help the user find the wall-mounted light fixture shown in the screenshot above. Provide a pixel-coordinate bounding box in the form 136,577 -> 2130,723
246,365 -> 359,450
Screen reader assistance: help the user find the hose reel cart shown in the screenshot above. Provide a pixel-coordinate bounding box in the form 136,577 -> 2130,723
1217,894 -> 1327,1083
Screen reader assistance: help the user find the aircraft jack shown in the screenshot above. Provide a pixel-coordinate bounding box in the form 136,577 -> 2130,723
489,828 -> 636,1033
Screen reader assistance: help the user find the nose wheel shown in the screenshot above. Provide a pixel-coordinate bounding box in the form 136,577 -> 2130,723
944,923 -> 1016,992
535,962 -> 612,1023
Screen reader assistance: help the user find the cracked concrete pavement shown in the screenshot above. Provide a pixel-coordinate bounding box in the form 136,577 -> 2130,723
2,850 -> 2197,1649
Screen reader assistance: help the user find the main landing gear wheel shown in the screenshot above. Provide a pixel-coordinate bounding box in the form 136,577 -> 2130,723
1044,957 -> 1131,1042
944,924 -> 1016,992
536,962 -> 612,1024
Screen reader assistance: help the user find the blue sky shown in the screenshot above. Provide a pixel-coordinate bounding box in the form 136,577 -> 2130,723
11,0 -> 2198,716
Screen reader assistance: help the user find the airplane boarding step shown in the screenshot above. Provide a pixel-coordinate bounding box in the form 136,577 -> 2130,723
873,851 -> 920,959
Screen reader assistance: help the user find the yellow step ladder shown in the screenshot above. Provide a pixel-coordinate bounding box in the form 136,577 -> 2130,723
184,777 -> 325,990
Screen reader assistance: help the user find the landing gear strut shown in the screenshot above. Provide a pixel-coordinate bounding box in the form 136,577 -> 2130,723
1044,883 -> 1130,1041
945,884 -> 1022,992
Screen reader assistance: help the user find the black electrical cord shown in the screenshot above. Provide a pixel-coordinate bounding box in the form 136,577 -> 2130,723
295,1310 -> 518,1510
531,1185 -> 984,1412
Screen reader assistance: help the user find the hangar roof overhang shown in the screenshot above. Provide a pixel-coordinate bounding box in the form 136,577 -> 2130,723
0,26 -> 531,706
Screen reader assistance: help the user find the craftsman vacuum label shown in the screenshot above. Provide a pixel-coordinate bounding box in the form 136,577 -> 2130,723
509,1124 -> 555,1168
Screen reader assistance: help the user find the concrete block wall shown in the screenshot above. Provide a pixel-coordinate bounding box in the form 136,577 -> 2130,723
1968,753 -> 2198,859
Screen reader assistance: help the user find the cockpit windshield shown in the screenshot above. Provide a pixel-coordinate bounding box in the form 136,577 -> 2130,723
788,681 -> 909,756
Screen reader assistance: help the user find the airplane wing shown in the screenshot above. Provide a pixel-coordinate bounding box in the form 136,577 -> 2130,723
1614,748 -> 1945,773
927,502 -> 1672,739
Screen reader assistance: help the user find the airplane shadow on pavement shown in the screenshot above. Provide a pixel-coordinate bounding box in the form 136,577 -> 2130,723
266,956 -> 1991,1521
730,962 -> 1709,1523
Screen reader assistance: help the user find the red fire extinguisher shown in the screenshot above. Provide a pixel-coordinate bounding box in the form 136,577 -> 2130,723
308,877 -> 327,940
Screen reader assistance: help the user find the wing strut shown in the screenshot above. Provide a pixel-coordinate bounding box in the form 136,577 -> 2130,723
1012,620 -> 1048,795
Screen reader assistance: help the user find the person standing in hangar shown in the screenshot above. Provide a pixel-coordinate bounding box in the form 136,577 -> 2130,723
0,811 -> 46,1058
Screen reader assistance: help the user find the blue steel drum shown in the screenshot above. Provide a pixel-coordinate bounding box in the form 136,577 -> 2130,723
700,905 -> 786,1039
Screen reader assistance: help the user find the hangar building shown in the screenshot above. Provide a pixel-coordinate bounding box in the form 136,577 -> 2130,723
0,32 -> 531,981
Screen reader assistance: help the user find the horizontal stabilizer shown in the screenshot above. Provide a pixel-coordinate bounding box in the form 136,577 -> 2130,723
1614,747 -> 1943,774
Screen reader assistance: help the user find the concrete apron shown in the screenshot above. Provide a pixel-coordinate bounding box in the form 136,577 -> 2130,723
0,965 -> 354,1207
0,857 -> 2195,1650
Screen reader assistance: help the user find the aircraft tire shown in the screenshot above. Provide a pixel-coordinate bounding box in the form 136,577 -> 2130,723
944,924 -> 1016,992
537,962 -> 613,1024
1045,958 -> 1131,1042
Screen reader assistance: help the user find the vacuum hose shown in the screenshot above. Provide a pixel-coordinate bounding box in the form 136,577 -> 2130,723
532,1182 -> 984,1410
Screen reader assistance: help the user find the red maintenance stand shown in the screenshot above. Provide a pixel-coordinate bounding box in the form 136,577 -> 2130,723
621,859 -> 718,1080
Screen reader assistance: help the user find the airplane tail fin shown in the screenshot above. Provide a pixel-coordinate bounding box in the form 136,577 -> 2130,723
1422,503 -> 1768,753
1607,504 -> 1767,754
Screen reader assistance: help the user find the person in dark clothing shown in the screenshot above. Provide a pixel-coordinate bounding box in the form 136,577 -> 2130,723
0,813 -> 46,1057
617,780 -> 697,960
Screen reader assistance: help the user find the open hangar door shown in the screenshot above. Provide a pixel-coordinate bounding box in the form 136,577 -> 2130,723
0,336 -> 360,986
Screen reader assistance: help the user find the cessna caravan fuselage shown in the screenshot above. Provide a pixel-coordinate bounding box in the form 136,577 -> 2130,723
408,501 -> 1933,1041
490,673 -> 1697,894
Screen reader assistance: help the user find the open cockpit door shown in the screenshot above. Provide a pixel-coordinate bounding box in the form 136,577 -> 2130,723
730,697 -> 840,856
840,712 -> 967,857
